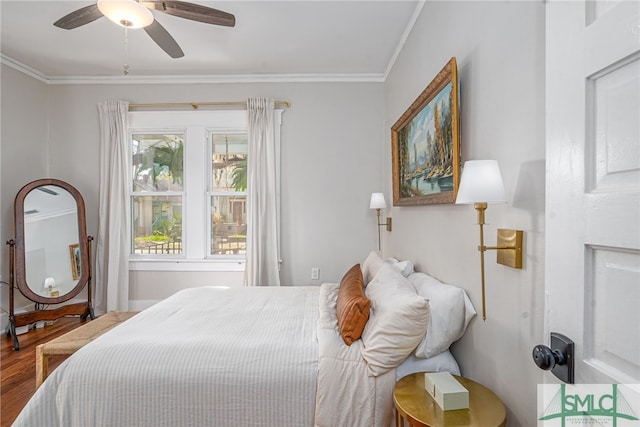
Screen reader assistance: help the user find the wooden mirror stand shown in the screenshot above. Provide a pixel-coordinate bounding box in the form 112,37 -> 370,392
6,179 -> 95,351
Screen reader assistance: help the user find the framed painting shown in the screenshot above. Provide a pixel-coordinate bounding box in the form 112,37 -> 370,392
69,243 -> 81,280
391,57 -> 460,206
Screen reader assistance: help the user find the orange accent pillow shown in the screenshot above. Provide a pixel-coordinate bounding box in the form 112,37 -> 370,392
336,264 -> 370,345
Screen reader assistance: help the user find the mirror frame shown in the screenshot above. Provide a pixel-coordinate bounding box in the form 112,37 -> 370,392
14,178 -> 89,304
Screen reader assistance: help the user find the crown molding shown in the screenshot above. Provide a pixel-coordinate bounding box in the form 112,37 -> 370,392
1,55 -> 385,84
1,55 -> 49,84
44,73 -> 386,84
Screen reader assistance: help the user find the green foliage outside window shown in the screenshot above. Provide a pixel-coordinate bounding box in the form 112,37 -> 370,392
231,159 -> 247,191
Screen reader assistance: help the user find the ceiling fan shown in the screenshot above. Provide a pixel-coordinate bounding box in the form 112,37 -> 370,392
53,0 -> 236,59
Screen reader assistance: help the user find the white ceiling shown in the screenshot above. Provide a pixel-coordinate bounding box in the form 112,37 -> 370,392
1,1 -> 422,83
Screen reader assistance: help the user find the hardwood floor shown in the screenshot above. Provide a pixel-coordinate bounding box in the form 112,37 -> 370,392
1,317 -> 86,427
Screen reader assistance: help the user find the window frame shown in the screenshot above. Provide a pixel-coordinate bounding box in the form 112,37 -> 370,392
127,109 -> 282,272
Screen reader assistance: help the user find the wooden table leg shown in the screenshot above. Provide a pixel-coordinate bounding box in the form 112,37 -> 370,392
35,345 -> 48,389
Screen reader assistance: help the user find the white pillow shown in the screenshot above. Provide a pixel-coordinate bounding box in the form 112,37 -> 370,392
408,272 -> 476,358
385,257 -> 415,277
361,263 -> 430,376
361,251 -> 385,286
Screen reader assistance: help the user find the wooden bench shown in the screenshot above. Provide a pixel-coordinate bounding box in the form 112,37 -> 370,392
35,311 -> 138,388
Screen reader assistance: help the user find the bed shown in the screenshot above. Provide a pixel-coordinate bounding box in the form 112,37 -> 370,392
14,252 -> 474,427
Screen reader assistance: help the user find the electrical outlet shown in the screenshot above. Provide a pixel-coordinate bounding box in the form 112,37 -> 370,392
311,267 -> 319,280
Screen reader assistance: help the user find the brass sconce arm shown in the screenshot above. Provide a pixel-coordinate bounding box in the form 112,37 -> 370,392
376,209 -> 393,231
480,245 -> 517,251
374,208 -> 393,251
473,202 -> 523,321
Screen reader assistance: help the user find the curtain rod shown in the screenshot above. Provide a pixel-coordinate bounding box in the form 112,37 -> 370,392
128,100 -> 291,110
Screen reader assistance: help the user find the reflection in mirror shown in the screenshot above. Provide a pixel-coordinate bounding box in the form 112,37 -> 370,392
23,185 -> 80,298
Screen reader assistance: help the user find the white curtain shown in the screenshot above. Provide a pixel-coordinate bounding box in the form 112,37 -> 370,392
96,100 -> 131,312
244,98 -> 280,286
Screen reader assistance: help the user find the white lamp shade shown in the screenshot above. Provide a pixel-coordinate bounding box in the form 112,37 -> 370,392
44,277 -> 56,289
455,160 -> 507,204
97,0 -> 154,28
369,192 -> 387,209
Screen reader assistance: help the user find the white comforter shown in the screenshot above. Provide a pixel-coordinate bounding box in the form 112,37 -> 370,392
14,284 -> 396,427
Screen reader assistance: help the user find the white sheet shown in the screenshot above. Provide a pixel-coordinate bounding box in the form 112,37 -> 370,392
15,286 -> 320,427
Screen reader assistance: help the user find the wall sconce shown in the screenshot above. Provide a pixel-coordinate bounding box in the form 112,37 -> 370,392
455,160 -> 523,321
369,192 -> 392,251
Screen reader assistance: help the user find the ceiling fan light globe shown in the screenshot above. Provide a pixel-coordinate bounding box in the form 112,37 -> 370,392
97,0 -> 154,29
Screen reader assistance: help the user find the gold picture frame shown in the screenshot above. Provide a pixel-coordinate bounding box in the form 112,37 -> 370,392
391,57 -> 460,206
69,243 -> 81,280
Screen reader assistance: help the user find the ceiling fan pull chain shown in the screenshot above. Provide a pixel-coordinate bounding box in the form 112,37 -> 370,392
123,27 -> 130,76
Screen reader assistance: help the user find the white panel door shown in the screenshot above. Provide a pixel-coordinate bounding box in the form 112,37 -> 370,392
546,0 -> 640,384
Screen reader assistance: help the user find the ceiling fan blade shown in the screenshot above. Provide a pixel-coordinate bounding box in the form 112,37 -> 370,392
142,1 -> 235,27
54,4 -> 103,30
144,19 -> 185,58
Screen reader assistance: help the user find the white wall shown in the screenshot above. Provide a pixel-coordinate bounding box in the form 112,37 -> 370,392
2,77 -> 386,308
383,2 -> 545,426
0,64 -> 50,325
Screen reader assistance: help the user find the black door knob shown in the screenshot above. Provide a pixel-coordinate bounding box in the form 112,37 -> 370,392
532,345 -> 566,370
532,332 -> 574,384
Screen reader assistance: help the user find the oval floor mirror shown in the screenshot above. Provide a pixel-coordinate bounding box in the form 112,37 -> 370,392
6,178 -> 95,350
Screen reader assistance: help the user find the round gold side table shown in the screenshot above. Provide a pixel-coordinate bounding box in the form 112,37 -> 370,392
393,372 -> 506,427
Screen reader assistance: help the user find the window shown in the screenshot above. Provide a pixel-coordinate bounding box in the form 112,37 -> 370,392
210,133 -> 247,255
131,133 -> 184,255
127,110 -> 281,271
